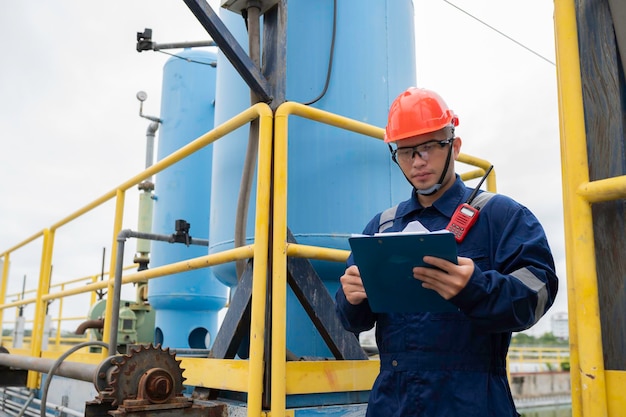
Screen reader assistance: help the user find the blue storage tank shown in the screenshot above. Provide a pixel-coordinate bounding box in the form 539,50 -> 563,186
148,48 -> 228,350
210,1 -> 415,357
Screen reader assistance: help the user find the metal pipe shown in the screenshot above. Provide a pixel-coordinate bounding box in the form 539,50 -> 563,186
74,318 -> 104,335
16,389 -> 34,417
110,229 -> 212,351
152,40 -> 216,50
109,235 -> 125,353
39,342 -> 109,417
136,117 -> 160,272
234,0 -> 262,281
1,399 -> 40,417
1,388 -> 83,417
119,229 -> 209,246
0,355 -> 96,383
145,121 -> 160,171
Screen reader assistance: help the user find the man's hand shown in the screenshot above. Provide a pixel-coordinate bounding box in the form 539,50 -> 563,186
412,256 -> 475,300
340,265 -> 368,305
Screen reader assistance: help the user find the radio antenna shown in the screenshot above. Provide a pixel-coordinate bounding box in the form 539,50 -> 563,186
466,165 -> 493,205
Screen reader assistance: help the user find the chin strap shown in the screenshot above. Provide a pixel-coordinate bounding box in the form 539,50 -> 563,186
415,140 -> 455,196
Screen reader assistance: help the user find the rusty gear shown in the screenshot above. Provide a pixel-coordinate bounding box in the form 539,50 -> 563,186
109,344 -> 185,407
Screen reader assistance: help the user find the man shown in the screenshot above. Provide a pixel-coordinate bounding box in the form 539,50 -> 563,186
335,87 -> 558,416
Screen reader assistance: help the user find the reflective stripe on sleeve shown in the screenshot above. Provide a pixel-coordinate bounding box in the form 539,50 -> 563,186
511,267 -> 548,324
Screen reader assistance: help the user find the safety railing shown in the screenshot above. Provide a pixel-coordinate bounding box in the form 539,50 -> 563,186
508,347 -> 570,368
0,101 -> 497,417
0,103 -> 274,392
1,265 -> 144,352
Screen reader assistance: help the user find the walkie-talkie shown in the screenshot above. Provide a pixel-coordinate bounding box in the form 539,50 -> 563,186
446,165 -> 494,243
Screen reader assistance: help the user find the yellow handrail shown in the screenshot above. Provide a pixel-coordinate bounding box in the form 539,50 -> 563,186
0,103 -> 274,394
508,347 -> 570,365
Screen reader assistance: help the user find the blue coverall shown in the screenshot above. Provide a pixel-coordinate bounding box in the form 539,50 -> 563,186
335,175 -> 559,417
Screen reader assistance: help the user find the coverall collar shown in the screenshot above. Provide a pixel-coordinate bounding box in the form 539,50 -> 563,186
400,174 -> 467,219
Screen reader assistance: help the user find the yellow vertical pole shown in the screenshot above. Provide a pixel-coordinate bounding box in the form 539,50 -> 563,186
245,104 -> 274,417
27,228 -> 55,388
90,274 -> 98,308
271,103 -> 291,417
55,283 -> 65,346
561,134 -> 583,416
101,189 -> 126,358
553,1 -> 608,416
0,253 -> 10,344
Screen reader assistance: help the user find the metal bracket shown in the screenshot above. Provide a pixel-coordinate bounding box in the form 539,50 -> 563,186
183,0 -> 273,103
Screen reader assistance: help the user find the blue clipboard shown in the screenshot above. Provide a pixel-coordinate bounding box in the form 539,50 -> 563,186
348,231 -> 459,313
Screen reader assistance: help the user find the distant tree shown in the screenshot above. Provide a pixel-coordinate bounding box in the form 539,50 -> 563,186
511,333 -> 537,345
511,332 -> 568,347
538,332 -> 567,346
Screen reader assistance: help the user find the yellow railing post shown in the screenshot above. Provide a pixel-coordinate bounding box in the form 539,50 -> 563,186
554,0 -> 607,416
55,283 -> 65,346
90,275 -> 98,307
244,103 -> 274,417
27,228 -> 55,388
272,104 -> 290,417
0,253 -> 9,344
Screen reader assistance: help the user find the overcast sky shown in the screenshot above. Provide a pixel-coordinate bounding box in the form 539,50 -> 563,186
0,1 -> 565,336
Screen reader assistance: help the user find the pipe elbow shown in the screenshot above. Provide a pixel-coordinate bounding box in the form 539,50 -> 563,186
75,318 -> 104,335
146,121 -> 160,135
117,229 -> 134,241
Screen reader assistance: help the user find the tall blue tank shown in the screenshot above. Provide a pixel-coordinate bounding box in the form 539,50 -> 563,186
210,1 -> 416,357
148,48 -> 228,350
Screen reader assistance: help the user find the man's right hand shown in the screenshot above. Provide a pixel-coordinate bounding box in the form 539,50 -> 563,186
340,265 -> 368,305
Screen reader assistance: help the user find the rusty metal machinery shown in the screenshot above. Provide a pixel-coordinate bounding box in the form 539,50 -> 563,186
87,344 -> 221,417
110,344 -> 185,407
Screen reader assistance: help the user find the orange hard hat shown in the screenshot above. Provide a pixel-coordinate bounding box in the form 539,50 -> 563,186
384,87 -> 459,143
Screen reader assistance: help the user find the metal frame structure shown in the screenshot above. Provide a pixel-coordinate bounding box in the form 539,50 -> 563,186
554,0 -> 626,415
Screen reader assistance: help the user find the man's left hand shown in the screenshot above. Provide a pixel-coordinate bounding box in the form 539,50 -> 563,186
412,256 -> 474,300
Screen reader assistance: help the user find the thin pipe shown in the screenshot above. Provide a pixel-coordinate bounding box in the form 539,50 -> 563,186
109,237 -> 125,353
40,341 -> 109,417
2,388 -> 83,417
118,230 -> 209,246
145,121 -> 159,173
151,40 -> 216,51
235,0 -> 262,280
110,229 -> 211,351
16,390 -> 34,417
1,399 -> 40,417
